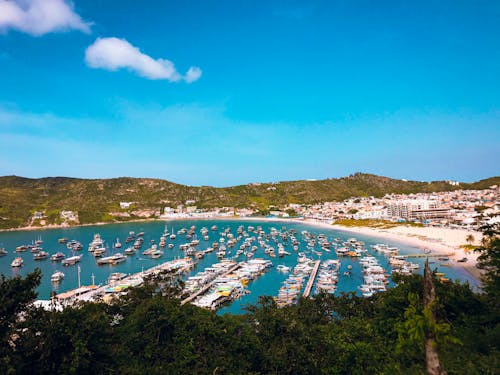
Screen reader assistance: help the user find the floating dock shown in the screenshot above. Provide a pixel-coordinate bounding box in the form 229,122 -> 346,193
302,260 -> 321,298
181,263 -> 242,306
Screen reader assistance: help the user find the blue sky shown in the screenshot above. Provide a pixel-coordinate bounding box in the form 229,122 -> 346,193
0,0 -> 498,186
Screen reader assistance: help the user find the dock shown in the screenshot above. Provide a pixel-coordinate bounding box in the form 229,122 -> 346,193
181,263 -> 242,306
54,257 -> 194,305
302,260 -> 321,298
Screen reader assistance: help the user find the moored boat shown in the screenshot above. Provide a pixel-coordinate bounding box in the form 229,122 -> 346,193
11,257 -> 23,267
34,251 -> 49,260
51,252 -> 66,261
62,255 -> 82,266
51,271 -> 65,282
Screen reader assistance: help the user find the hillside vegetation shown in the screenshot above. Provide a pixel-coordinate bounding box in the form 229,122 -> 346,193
0,173 -> 498,229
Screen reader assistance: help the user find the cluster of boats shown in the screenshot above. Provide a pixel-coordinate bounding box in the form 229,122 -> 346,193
358,256 -> 389,297
316,259 -> 340,294
190,259 -> 272,310
370,243 -> 420,276
275,259 -> 315,307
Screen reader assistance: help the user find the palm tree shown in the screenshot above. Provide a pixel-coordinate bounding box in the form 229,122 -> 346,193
466,234 -> 475,246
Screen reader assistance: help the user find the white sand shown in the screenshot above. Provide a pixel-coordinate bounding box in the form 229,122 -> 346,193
327,223 -> 483,280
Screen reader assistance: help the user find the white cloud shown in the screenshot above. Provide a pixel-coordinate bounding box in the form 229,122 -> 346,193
184,66 -> 202,83
0,0 -> 91,36
85,37 -> 202,83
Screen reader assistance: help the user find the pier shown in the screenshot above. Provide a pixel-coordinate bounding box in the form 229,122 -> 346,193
181,263 -> 242,306
54,257 -> 194,305
302,260 -> 321,298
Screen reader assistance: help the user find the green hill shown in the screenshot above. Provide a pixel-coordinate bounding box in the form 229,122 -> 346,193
0,173 -> 498,229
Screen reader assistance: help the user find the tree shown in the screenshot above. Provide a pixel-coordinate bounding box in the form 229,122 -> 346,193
0,270 -> 41,373
466,234 -> 475,246
475,223 -> 500,303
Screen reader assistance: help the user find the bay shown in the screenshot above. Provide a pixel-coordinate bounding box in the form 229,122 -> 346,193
0,219 -> 480,314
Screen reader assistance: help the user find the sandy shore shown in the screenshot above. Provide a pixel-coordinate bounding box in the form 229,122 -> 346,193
327,223 -> 483,280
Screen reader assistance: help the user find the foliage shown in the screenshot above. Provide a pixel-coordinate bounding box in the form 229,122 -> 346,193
0,224 -> 499,373
476,223 -> 500,305
0,269 -> 497,374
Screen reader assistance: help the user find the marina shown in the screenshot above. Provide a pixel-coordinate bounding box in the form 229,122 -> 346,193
0,219 -> 480,314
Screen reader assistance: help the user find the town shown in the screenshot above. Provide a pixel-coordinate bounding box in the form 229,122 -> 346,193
27,183 -> 498,232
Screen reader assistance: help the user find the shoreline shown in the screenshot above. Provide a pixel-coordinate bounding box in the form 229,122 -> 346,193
0,216 -> 483,282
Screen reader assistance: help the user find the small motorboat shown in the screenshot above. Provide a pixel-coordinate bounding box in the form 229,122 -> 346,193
11,257 -> 23,267
51,271 -> 65,283
51,252 -> 65,261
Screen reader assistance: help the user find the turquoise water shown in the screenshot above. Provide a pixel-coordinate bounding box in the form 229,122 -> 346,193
0,220 -> 480,314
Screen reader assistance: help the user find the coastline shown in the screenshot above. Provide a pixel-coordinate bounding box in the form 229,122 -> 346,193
328,223 -> 483,281
0,216 -> 483,282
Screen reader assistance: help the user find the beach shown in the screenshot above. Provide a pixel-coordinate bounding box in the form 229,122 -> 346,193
327,222 -> 483,280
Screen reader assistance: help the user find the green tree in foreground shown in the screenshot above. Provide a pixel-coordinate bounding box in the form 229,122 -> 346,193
0,269 -> 41,373
476,223 -> 500,304
0,223 -> 499,374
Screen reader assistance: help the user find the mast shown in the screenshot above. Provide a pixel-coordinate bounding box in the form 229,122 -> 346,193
77,265 -> 81,288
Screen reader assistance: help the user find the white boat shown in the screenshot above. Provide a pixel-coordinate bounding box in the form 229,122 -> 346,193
51,271 -> 65,282
124,246 -> 135,255
51,252 -> 65,261
97,253 -> 126,265
62,255 -> 82,266
11,257 -> 23,267
277,265 -> 290,273
108,272 -> 127,283
33,251 -> 49,260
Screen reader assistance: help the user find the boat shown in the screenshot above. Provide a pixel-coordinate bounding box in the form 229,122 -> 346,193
97,253 -> 127,265
151,250 -> 163,259
124,246 -> 136,255
170,228 -> 176,240
58,238 -> 68,244
11,257 -> 23,267
93,247 -> 106,257
108,272 -> 127,283
0,248 -> 7,256
115,238 -> 122,248
51,271 -> 65,282
16,245 -> 28,252
33,251 -> 49,260
51,252 -> 66,261
62,255 -> 82,266
277,265 -> 291,273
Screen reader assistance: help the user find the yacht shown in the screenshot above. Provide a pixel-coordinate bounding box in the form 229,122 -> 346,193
11,257 -> 23,267
124,246 -> 136,255
108,272 -> 127,283
51,252 -> 66,261
97,253 -> 126,265
62,255 -> 82,266
51,271 -> 65,283
33,251 -> 49,260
